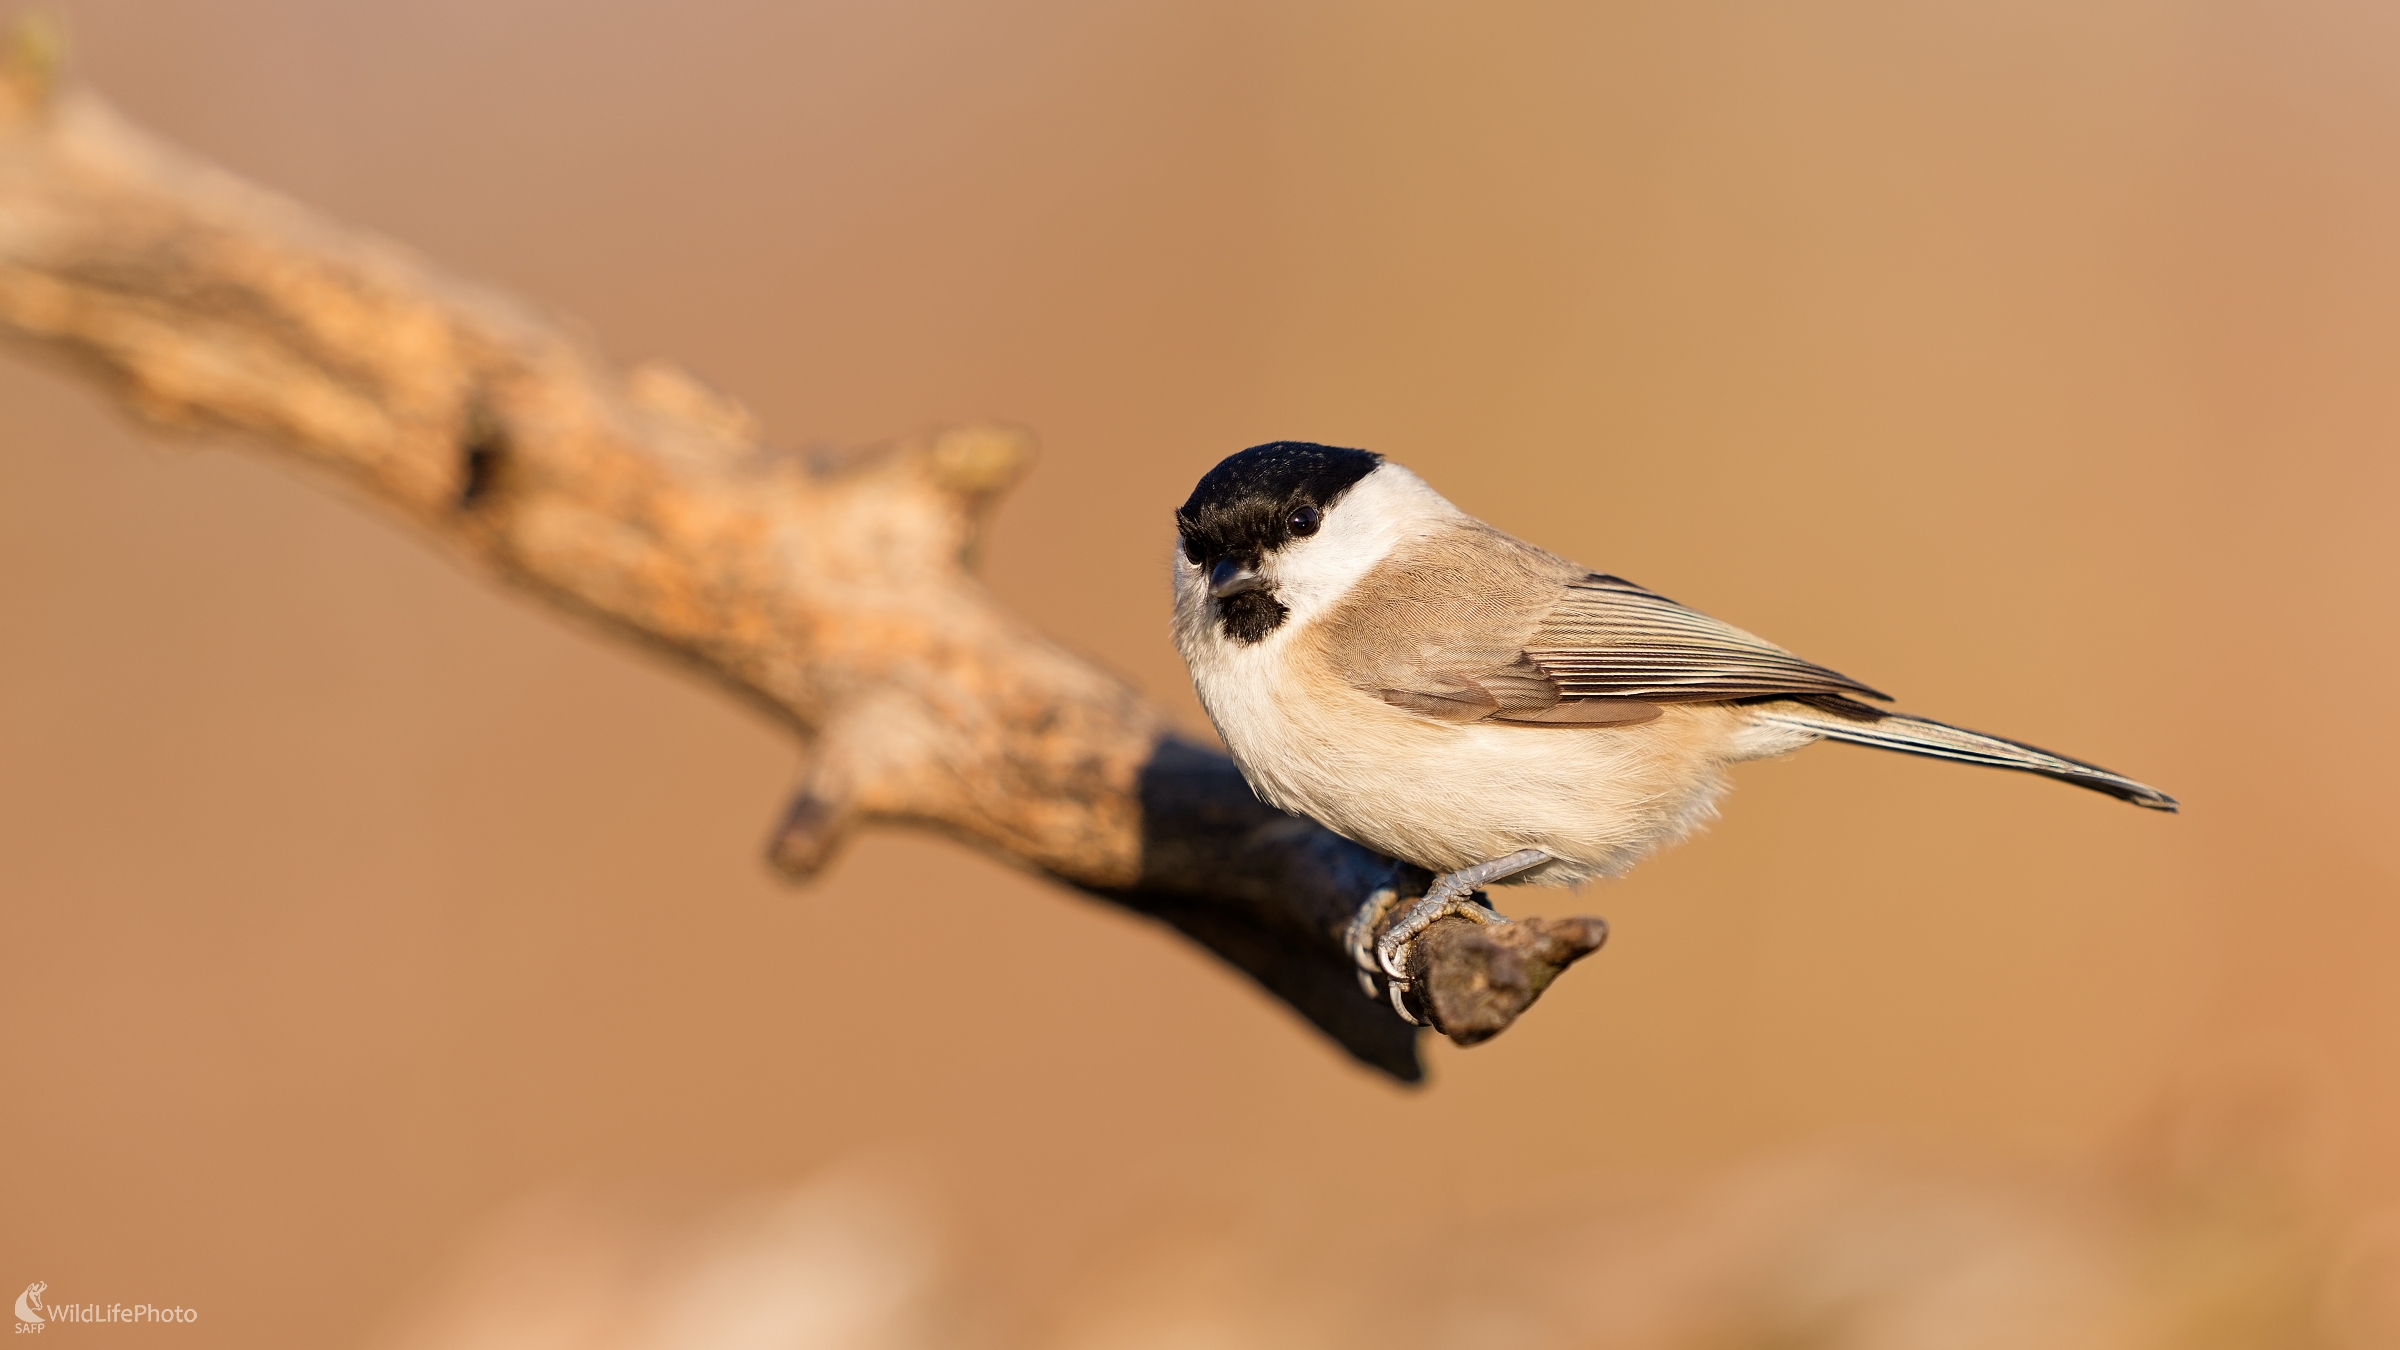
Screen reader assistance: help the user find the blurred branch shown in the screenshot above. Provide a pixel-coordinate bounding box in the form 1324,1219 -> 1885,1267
0,27 -> 1606,1079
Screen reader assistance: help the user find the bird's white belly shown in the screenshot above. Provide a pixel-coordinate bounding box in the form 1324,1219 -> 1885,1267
1194,660 -> 1745,883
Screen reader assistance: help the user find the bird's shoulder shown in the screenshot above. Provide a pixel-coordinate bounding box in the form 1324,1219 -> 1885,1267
1298,521 -> 1591,720
1314,520 -> 1584,642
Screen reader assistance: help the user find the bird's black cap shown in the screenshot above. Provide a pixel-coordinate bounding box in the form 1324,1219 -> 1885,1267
1174,441 -> 1383,566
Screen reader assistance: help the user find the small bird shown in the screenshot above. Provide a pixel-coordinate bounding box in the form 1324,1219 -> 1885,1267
1170,442 -> 2176,1019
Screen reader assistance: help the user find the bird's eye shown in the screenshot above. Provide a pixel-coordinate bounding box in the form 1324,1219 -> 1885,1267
1288,505 -> 1321,537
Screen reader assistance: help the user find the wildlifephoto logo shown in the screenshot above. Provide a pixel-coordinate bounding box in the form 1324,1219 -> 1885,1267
13,1281 -> 197,1332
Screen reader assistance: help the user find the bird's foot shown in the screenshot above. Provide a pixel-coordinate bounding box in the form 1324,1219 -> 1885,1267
1349,848 -> 1553,1025
1343,885 -> 1407,1000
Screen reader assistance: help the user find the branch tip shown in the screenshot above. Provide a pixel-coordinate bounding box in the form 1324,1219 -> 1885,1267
765,695 -> 947,881
1412,913 -> 1609,1046
909,422 -> 1035,570
925,422 -> 1035,503
0,11 -> 63,124
767,790 -> 855,880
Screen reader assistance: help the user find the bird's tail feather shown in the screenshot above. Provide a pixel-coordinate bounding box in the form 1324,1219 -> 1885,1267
1754,695 -> 2178,812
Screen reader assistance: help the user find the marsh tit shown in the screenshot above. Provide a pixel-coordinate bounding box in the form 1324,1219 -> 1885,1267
1170,442 -> 2175,1021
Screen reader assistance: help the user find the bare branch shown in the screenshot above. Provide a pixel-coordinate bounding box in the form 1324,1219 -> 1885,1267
0,36 -> 1609,1079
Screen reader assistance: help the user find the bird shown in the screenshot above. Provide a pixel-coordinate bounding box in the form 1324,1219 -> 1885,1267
1169,441 -> 2176,1021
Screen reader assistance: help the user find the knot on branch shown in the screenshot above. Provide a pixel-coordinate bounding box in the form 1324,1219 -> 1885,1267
922,423 -> 1034,503
767,691 -> 958,879
809,424 -> 1035,573
911,423 -> 1035,570
0,13 -> 62,127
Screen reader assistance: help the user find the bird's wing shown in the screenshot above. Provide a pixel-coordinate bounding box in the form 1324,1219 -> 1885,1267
1371,651 -> 1668,725
1312,526 -> 1882,725
1306,524 -> 1594,723
1522,574 -> 1887,704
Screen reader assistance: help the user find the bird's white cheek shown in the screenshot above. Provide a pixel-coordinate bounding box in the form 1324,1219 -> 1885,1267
1255,475 -> 1437,624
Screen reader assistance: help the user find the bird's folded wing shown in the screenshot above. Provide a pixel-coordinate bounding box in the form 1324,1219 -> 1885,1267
1316,525 -> 1880,724
1522,575 -> 1887,704
1374,653 -> 1664,725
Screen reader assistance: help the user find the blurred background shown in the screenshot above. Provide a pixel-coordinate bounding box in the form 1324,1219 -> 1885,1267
3,1 -> 2397,1345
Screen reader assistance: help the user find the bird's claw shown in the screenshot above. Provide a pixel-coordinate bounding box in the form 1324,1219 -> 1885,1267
1344,886 -> 1404,999
1374,890 -> 1507,981
1374,891 -> 1507,1024
1344,849 -> 1553,1026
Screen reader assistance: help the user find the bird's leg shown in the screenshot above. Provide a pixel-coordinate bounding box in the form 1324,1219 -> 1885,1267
1351,848 -> 1552,1024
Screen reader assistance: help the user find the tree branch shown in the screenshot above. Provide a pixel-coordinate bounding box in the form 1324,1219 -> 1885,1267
0,28 -> 1607,1080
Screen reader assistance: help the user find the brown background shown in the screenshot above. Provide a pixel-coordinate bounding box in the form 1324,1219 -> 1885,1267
3,0 -> 2395,1344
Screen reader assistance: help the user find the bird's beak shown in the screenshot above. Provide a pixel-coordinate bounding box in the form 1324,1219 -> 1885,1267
1208,557 -> 1270,598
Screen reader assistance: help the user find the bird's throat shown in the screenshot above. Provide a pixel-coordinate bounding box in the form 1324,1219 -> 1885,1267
1217,590 -> 1289,644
